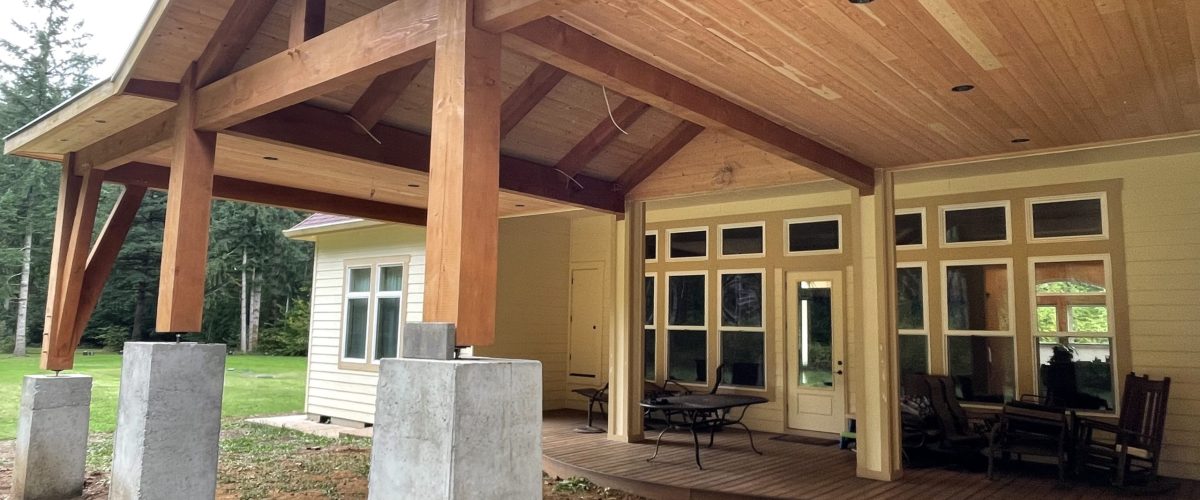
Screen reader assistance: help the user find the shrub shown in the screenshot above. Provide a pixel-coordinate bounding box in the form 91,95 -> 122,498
95,325 -> 131,350
257,299 -> 310,356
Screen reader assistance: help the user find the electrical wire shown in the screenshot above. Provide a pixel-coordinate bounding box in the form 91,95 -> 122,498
601,86 -> 630,135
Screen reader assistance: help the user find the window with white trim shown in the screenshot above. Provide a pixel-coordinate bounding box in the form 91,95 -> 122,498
895,208 -> 925,248
941,202 -> 1010,246
667,272 -> 707,383
1028,194 -> 1107,241
341,261 -> 407,366
943,260 -> 1015,403
1033,257 -> 1115,411
644,274 -> 656,382
719,270 -> 765,388
668,228 -> 708,261
785,216 -> 841,254
719,223 -> 765,258
897,263 -> 928,379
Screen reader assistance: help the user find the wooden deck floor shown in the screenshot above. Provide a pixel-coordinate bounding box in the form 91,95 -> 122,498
542,410 -> 1198,500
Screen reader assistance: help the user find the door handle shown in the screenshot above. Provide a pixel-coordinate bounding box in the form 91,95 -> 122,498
836,370 -> 843,375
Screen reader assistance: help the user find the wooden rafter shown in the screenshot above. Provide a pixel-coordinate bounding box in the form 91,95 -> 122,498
289,0 -> 326,48
228,104 -> 624,213
195,0 -> 281,86
121,79 -> 180,102
506,18 -> 875,192
74,108 -> 174,172
39,157 -> 82,371
500,63 -> 565,138
70,185 -> 148,345
349,59 -> 429,132
616,121 -> 704,191
556,97 -> 648,176
475,0 -> 583,32
44,167 -> 104,371
194,0 -> 437,131
105,162 -> 429,226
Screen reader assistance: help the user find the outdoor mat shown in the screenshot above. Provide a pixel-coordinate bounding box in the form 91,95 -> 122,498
770,434 -> 839,446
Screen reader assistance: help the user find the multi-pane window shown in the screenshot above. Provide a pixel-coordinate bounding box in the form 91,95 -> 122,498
720,223 -> 765,258
941,202 -> 1009,246
1029,194 -> 1107,241
943,260 -> 1015,403
719,271 -> 765,388
785,216 -> 841,254
897,264 -> 928,379
644,274 -> 656,382
668,228 -> 708,261
341,262 -> 407,365
667,272 -> 707,383
1033,258 -> 1115,411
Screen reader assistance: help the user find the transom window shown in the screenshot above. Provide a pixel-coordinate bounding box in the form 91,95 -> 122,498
668,228 -> 708,261
1028,194 -> 1107,241
785,216 -> 841,255
645,231 -> 658,262
341,261 -> 408,365
719,271 -> 765,388
941,202 -> 1010,246
1033,258 -> 1115,411
667,272 -> 707,383
720,223 -> 765,258
895,209 -> 925,248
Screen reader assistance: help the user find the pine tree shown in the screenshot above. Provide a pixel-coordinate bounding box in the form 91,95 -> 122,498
0,0 -> 100,355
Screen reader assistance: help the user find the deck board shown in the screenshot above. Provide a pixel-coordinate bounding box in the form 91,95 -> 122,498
542,410 -> 1197,499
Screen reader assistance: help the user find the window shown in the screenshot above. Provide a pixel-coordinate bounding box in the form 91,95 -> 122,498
668,228 -> 707,261
942,260 -> 1014,404
897,264 -> 928,379
720,223 -> 765,258
1033,258 -> 1115,411
941,202 -> 1009,246
785,216 -> 841,254
667,273 -> 707,383
895,209 -> 925,248
946,335 -> 1016,403
944,262 -> 1011,332
644,274 -> 656,382
719,271 -> 765,388
1029,194 -> 1107,241
645,231 -> 658,262
341,260 -> 408,367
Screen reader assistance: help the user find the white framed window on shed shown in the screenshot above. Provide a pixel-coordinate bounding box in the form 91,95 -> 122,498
340,258 -> 410,369
342,267 -> 372,362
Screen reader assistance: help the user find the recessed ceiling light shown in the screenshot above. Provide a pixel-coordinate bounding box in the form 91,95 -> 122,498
849,0 -> 874,3
94,119 -> 107,124
515,204 -> 526,208
951,84 -> 975,92
262,156 -> 279,161
1011,138 -> 1030,144
407,184 -> 420,188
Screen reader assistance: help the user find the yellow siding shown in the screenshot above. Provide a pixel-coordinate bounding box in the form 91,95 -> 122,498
564,215 -> 617,411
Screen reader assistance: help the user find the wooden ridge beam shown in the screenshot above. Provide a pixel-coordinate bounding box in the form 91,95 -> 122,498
40,157 -> 82,371
105,162 -> 429,226
195,0 -> 437,130
616,121 -> 704,192
506,18 -> 875,192
556,97 -> 648,176
195,0 -> 281,86
71,185 -> 148,345
475,0 -> 583,32
289,0 -> 326,48
500,63 -> 565,138
349,59 -> 429,132
228,104 -> 624,213
74,108 -> 174,172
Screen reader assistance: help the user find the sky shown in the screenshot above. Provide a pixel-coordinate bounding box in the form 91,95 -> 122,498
0,0 -> 157,79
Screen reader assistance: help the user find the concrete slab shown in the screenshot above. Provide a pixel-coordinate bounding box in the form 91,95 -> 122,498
246,415 -> 373,439
109,342 -> 226,500
368,357 -> 542,500
12,374 -> 92,500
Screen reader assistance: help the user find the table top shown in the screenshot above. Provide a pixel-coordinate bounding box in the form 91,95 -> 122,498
639,394 -> 769,411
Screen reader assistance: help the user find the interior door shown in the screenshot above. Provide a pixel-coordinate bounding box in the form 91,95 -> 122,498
785,271 -> 845,434
568,266 -> 603,378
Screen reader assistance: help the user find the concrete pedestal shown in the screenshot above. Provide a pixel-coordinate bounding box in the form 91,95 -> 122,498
368,357 -> 542,499
109,342 -> 226,500
12,374 -> 92,500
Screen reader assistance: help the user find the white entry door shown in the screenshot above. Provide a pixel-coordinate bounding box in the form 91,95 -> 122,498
568,266 -> 604,378
785,271 -> 845,434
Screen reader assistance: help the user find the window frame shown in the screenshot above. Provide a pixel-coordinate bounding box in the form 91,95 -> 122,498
645,272 -> 657,382
370,261 -> 408,364
665,270 -> 709,387
894,208 -> 927,250
717,222 -> 766,259
338,256 -> 411,371
939,258 -> 1017,406
939,200 -> 1012,248
1025,192 -> 1109,243
897,262 -> 930,380
341,266 -> 373,364
783,214 -> 843,256
645,230 -> 659,263
666,226 -> 709,262
717,268 -> 767,391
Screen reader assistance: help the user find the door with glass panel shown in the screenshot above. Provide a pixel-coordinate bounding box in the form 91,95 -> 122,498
785,272 -> 844,433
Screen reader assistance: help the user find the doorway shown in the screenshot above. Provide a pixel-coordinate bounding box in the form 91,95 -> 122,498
785,271 -> 845,434
568,265 -> 604,378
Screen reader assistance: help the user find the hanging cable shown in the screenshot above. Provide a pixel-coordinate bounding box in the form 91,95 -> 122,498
553,167 -> 585,190
601,86 -> 630,135
346,114 -> 383,145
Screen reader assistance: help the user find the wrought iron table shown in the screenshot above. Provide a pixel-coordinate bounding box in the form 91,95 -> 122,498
639,394 -> 769,469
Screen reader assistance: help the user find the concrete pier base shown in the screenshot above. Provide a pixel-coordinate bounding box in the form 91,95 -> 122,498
12,374 -> 92,500
109,342 -> 226,500
368,357 -> 542,499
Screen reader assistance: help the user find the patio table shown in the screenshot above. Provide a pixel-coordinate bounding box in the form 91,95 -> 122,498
639,394 -> 769,469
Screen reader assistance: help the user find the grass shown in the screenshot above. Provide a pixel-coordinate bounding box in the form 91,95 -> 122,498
0,348 -> 307,440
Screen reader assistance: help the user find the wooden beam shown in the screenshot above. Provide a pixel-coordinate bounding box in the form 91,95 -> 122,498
195,0 -> 437,130
349,59 -> 429,132
74,108 -> 174,172
39,156 -> 82,371
105,162 -> 429,226
70,185 -> 147,345
45,168 -> 103,371
475,0 -> 582,32
195,0 -> 281,86
424,0 -> 502,346
289,0 -> 326,48
122,79 -> 180,102
556,98 -> 648,176
157,65 -> 217,333
500,63 -> 565,138
506,18 -> 876,192
228,104 -> 624,213
616,121 -> 704,191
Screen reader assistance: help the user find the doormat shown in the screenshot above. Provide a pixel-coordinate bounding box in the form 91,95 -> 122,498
770,434 -> 839,446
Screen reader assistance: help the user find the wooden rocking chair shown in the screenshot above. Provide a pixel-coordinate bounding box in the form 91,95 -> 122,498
1075,372 -> 1171,486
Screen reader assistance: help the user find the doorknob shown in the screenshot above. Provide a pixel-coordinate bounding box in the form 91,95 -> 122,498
836,370 -> 843,375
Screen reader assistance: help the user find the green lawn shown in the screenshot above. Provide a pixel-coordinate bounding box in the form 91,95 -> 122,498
0,348 -> 306,440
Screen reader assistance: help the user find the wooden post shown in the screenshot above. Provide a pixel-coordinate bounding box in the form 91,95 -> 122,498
851,170 -> 903,480
608,201 -> 646,442
40,156 -> 83,371
289,0 -> 325,48
157,63 -> 217,333
422,0 -> 502,346
71,186 -> 148,345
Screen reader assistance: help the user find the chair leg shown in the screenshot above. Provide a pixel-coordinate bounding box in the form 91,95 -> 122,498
1115,451 -> 1128,487
987,448 -> 995,480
